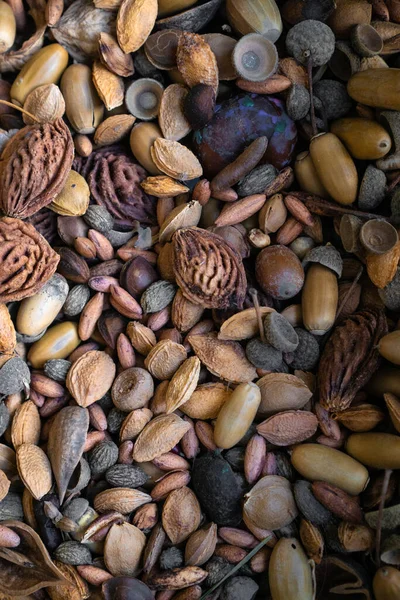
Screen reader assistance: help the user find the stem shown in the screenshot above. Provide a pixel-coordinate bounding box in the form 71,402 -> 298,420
200,535 -> 272,600
0,99 -> 41,124
387,171 -> 400,194
335,266 -> 364,323
307,56 -> 318,138
375,469 -> 393,566
249,288 -> 266,343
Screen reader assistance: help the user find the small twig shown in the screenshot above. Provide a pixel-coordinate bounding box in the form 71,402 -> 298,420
307,55 -> 318,138
387,171 -> 400,194
200,535 -> 273,600
375,469 -> 393,566
0,99 -> 41,123
335,266 -> 364,323
249,288 -> 266,343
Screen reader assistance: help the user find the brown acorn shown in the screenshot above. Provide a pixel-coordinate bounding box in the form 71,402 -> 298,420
331,118 -> 392,160
309,133 -> 358,205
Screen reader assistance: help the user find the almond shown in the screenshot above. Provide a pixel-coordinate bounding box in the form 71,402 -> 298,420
180,382 -> 231,420
94,114 -> 136,146
144,340 -> 187,380
188,333 -> 257,383
151,139 -> 203,181
11,401 -> 41,449
166,356 -> 201,413
104,522 -> 146,576
94,488 -> 152,514
66,351 -> 116,408
116,0 -> 157,54
162,486 -> 201,544
92,61 -> 124,111
177,32 -> 219,95
16,444 -> 52,500
132,414 -> 191,462
218,307 -> 275,341
159,84 -> 191,141
257,410 -> 318,446
141,176 -> 189,198
159,201 -> 202,244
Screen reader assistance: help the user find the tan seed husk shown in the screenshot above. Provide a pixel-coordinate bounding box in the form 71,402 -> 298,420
94,114 -> 136,146
159,201 -> 202,244
92,61 -> 124,111
144,340 -> 187,380
94,488 -> 152,514
16,444 -> 52,501
66,351 -> 116,408
180,382 -> 231,420
141,176 -> 189,198
116,0 -> 157,54
166,356 -> 201,414
11,401 -> 41,449
151,139 -> 203,181
162,486 -> 201,544
104,522 -> 146,576
133,414 -> 191,462
159,84 -> 191,141
218,307 -> 275,341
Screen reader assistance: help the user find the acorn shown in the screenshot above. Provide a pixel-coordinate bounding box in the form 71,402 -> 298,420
358,166 -> 386,211
339,215 -> 362,253
157,0 -> 197,18
351,23 -> 383,57
0,0 -> 16,54
125,78 -> 164,121
302,264 -> 338,335
10,44 -> 69,106
346,433 -> 400,469
329,41 -> 361,82
331,118 -> 392,160
327,0 -> 372,40
348,68 -> 400,111
184,84 -> 215,130
60,64 -> 104,135
309,132 -> 358,205
286,19 -> 335,66
286,84 -> 310,121
214,382 -> 261,449
129,122 -> 163,175
255,245 -> 304,300
373,567 -> 400,600
226,0 -> 283,43
269,538 -> 313,600
359,219 -> 398,255
232,33 -> 278,82
314,79 -> 352,120
294,151 -> 328,198
378,330 -> 400,365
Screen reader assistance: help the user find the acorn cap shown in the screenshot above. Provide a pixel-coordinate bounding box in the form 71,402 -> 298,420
285,19 -> 335,66
314,79 -> 352,120
125,78 -> 164,120
245,338 -> 283,371
359,219 -> 398,255
287,328 -> 320,370
378,268 -> 400,311
264,312 -> 299,353
351,24 -> 383,58
232,33 -> 278,82
380,534 -> 400,566
302,245 -> 343,277
286,83 -> 310,121
329,41 -> 361,82
358,165 -> 386,211
339,215 -> 363,254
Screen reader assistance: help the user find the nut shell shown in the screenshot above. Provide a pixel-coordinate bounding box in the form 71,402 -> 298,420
256,245 -> 304,300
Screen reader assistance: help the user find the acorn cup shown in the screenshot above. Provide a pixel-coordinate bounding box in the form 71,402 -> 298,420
302,263 -> 338,335
330,118 -> 392,160
309,132 -> 358,205
347,68 -> 400,111
294,151 -> 329,198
